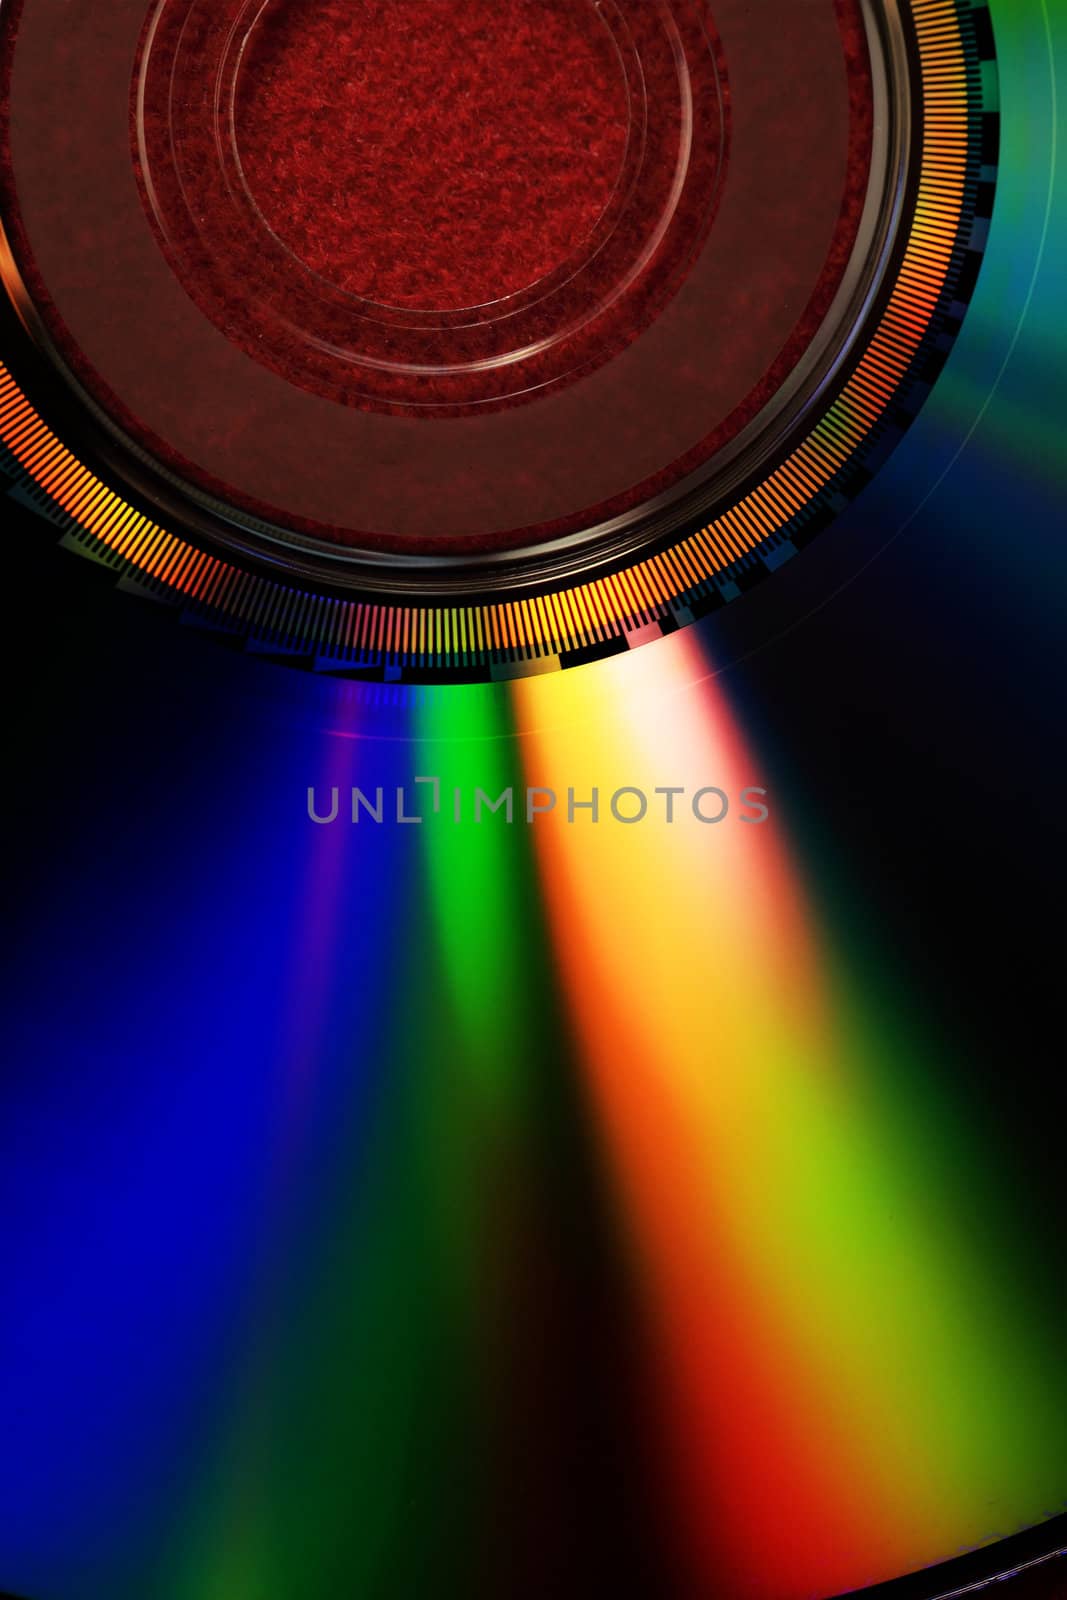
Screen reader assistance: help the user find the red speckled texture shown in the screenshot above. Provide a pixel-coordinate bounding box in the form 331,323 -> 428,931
135,0 -> 723,415
236,0 -> 631,311
0,0 -> 874,556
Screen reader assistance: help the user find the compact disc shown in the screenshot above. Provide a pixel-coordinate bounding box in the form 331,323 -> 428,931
0,0 -> 995,678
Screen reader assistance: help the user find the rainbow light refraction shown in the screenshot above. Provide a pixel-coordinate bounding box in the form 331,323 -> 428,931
2,617 -> 1065,1600
0,0 -> 1065,1596
513,631 -> 1067,1597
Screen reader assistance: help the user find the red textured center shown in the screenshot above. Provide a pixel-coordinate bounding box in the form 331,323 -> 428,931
234,0 -> 631,311
3,0 -> 875,555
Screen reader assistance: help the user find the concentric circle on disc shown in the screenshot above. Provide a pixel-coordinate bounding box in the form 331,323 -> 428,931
0,0 -> 997,679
